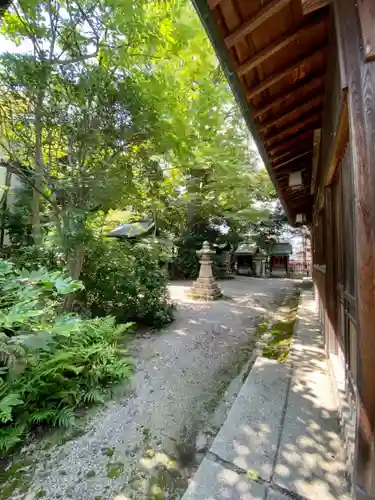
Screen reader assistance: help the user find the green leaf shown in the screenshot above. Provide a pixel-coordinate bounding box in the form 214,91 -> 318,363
53,407 -> 75,428
30,408 -> 57,424
247,469 -> 260,481
0,393 -> 23,423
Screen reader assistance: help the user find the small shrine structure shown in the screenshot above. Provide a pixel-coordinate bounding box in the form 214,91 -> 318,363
234,243 -> 257,276
269,243 -> 293,277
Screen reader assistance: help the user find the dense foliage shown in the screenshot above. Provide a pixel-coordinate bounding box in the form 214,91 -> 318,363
252,201 -> 304,253
0,0 -> 274,270
0,0 -> 281,454
170,219 -> 229,279
0,260 -> 132,454
82,239 -> 174,327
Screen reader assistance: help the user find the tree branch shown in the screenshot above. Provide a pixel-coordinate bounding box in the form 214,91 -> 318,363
1,160 -> 60,216
52,51 -> 99,65
13,4 -> 44,58
47,0 -> 58,60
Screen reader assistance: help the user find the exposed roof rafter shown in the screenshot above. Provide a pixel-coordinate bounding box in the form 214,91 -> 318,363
253,73 -> 325,118
272,146 -> 312,164
246,46 -> 327,101
265,110 -> 322,146
225,0 -> 293,49
274,150 -> 314,170
192,0 -> 331,225
301,0 -> 330,15
260,94 -> 323,133
268,130 -> 314,156
237,14 -> 325,78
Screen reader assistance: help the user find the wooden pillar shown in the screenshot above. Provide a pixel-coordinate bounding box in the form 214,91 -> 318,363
334,1 -> 375,497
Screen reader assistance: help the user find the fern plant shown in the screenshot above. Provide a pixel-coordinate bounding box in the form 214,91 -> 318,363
0,260 -> 133,455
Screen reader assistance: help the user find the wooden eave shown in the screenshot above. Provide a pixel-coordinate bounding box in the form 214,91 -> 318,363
192,0 -> 331,224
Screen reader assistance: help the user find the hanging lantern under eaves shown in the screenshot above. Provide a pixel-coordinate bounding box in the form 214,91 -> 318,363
289,171 -> 303,190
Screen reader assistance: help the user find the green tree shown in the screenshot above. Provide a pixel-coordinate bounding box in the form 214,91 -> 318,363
0,0 -> 275,280
0,0 -> 164,280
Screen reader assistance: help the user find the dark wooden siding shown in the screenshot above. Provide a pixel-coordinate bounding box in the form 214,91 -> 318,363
317,18 -> 343,186
316,1 -> 375,494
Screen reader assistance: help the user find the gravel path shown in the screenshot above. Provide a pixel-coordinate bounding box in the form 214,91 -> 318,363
3,277 -> 297,500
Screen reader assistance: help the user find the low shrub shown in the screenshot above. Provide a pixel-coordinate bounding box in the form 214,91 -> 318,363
81,239 -> 174,327
170,222 -> 230,279
0,260 -> 132,454
6,244 -> 61,272
170,246 -> 199,279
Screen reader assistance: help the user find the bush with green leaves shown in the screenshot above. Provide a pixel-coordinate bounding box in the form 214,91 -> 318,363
81,239 -> 174,327
8,244 -> 61,272
0,260 -> 132,454
170,221 -> 229,279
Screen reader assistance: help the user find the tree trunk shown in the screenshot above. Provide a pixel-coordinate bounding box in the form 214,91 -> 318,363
67,246 -> 85,280
32,89 -> 44,246
64,246 -> 85,312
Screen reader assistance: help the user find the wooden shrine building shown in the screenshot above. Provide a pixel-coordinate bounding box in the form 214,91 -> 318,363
269,242 -> 293,277
192,0 -> 375,498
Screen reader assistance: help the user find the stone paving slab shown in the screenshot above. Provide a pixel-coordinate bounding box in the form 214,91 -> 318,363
181,458 -> 266,500
210,357 -> 291,482
273,290 -> 350,500
181,289 -> 350,500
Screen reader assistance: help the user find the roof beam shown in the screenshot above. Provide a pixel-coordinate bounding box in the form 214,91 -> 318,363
208,0 -> 223,9
246,46 -> 327,101
265,108 -> 322,145
276,159 -> 309,174
260,94 -> 323,133
272,147 -> 312,164
268,130 -> 314,157
253,73 -> 325,118
268,118 -> 321,150
237,15 -> 325,78
301,0 -> 330,15
287,194 -> 311,204
283,187 -> 310,198
274,150 -> 314,170
225,0 -> 293,49
280,190 -> 310,201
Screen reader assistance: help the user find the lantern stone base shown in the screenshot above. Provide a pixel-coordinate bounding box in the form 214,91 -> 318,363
188,277 -> 222,301
188,241 -> 223,301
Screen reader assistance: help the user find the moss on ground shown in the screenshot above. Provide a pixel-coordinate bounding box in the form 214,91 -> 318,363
262,293 -> 299,363
0,458 -> 34,500
106,461 -> 124,479
256,322 -> 269,336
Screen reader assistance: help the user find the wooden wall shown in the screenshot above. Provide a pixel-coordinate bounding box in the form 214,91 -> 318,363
335,1 -> 375,496
313,1 -> 375,497
312,11 -> 344,348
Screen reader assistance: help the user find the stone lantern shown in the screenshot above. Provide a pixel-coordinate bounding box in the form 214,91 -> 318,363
188,241 -> 222,300
253,248 -> 267,277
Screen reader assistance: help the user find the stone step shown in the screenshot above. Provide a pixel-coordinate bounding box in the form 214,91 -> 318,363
181,290 -> 351,500
182,458 -> 266,500
273,290 -> 350,500
182,357 -> 291,500
209,357 -> 291,482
